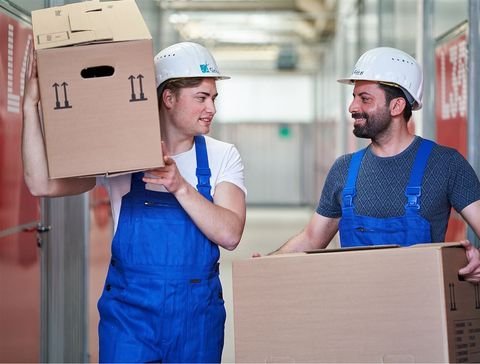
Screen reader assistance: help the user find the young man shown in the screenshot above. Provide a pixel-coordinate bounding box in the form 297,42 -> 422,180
262,47 -> 480,283
23,42 -> 246,363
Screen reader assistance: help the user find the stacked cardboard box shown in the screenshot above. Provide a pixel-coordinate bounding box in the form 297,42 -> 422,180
32,0 -> 163,178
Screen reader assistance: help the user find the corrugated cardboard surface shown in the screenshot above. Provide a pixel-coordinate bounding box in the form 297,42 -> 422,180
438,245 -> 480,363
32,0 -> 163,178
233,243 -> 480,363
32,0 -> 151,49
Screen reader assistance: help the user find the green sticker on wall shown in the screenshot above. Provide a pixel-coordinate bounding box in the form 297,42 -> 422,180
278,125 -> 291,139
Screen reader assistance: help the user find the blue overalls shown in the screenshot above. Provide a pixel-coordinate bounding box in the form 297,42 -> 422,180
98,135 -> 225,363
339,139 -> 435,248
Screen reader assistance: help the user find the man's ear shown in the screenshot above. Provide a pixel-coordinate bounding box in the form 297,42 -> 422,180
390,97 -> 406,117
162,89 -> 175,109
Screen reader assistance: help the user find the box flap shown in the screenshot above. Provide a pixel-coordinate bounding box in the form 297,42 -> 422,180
32,0 -> 151,50
409,242 -> 463,250
305,242 -> 462,255
67,2 -> 102,32
68,2 -> 112,40
252,242 -> 464,262
305,244 -> 399,254
80,167 -> 162,179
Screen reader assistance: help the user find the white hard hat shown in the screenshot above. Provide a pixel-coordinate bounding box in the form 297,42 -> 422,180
154,42 -> 230,88
337,47 -> 423,110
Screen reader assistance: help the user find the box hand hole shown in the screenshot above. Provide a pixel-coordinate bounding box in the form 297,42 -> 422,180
81,65 -> 114,78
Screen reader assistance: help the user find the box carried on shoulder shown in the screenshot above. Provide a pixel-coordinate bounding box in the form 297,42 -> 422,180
32,0 -> 163,178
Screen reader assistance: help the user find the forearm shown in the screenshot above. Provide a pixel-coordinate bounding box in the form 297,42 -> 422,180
22,103 -> 95,197
270,213 -> 338,255
461,200 -> 480,240
174,182 -> 246,250
270,230 -> 319,255
458,202 -> 480,282
22,102 -> 52,196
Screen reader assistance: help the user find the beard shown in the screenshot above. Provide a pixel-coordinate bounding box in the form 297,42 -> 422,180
352,108 -> 392,140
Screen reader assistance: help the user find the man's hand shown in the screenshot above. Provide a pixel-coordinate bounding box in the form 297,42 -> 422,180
142,142 -> 188,195
458,240 -> 480,283
24,51 -> 40,108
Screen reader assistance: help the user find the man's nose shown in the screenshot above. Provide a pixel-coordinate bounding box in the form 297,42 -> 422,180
348,98 -> 358,114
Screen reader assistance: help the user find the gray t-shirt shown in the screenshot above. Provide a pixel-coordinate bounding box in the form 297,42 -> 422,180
316,136 -> 480,242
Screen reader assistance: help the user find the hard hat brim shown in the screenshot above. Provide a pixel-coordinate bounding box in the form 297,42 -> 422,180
156,74 -> 230,88
336,77 -> 422,110
336,78 -> 356,84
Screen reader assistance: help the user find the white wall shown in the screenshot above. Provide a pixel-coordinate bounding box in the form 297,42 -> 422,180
216,73 -> 315,123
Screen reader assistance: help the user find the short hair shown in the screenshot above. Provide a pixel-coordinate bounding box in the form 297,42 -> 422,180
378,83 -> 413,121
157,77 -> 205,100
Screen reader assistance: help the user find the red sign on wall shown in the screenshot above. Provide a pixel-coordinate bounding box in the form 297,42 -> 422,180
435,22 -> 468,241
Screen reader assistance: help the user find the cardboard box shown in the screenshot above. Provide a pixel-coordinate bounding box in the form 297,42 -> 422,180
32,0 -> 163,178
233,243 -> 480,363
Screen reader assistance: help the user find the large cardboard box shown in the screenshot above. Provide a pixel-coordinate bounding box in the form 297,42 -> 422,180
233,243 -> 480,363
31,0 -> 163,178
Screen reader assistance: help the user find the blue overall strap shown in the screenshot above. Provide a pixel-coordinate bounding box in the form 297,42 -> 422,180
342,147 -> 368,209
405,138 -> 435,211
194,135 -> 212,201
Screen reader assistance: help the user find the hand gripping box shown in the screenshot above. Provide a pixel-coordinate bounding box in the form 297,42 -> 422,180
233,243 -> 480,363
31,0 -> 163,178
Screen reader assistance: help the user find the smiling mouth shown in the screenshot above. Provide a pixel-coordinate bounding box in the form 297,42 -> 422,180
353,117 -> 366,125
352,113 -> 367,125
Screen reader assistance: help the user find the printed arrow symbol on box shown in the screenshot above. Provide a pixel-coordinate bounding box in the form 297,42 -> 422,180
136,74 -> 147,100
128,75 -> 148,102
61,82 -> 71,108
53,82 -> 61,109
128,75 -> 137,101
53,82 -> 72,109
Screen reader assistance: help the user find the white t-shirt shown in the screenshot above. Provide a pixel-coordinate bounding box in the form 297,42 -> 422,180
98,135 -> 247,234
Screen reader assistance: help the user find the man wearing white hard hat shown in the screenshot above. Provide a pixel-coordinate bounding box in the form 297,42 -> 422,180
22,42 -> 246,363
259,47 -> 480,282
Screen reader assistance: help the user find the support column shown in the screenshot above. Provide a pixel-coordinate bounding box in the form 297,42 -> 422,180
467,0 -> 480,246
417,0 -> 435,139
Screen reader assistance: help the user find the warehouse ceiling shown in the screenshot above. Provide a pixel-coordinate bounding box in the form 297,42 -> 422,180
155,0 -> 338,71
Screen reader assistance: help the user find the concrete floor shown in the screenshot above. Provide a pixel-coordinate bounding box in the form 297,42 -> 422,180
88,205 -> 313,363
